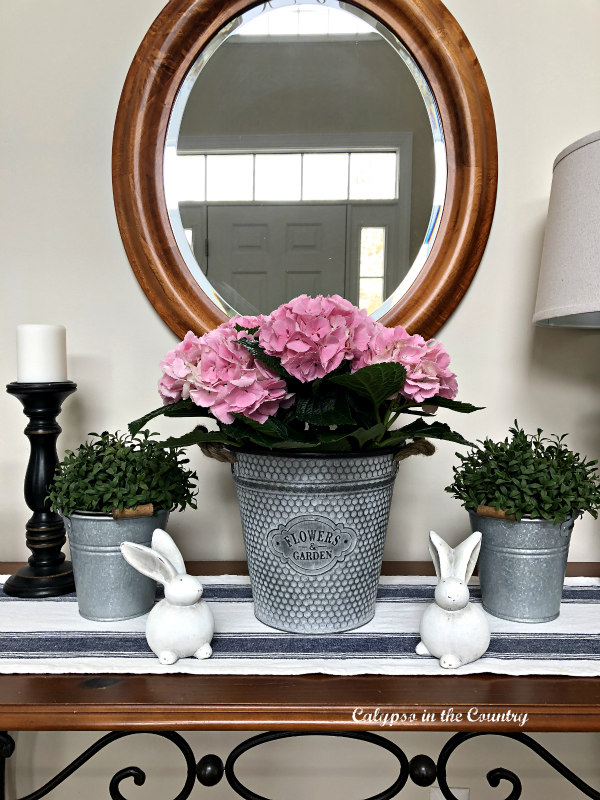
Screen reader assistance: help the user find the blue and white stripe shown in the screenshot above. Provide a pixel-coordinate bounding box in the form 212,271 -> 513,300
0,575 -> 598,676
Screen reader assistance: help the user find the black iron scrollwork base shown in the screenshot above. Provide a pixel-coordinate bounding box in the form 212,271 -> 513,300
224,731 -> 410,799
0,731 -> 203,800
436,732 -> 600,800
1,729 -> 599,799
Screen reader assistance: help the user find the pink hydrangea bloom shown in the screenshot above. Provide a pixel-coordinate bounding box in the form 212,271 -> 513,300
187,317 -> 293,425
353,325 -> 458,403
231,314 -> 267,332
158,331 -> 204,404
418,339 -> 458,400
259,294 -> 378,382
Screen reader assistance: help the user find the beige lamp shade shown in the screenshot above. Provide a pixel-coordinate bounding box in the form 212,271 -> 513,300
533,130 -> 600,327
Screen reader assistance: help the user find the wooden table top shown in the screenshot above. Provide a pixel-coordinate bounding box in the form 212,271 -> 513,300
1,561 -> 599,733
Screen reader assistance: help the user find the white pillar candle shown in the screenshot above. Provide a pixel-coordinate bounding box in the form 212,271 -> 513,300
17,325 -> 68,383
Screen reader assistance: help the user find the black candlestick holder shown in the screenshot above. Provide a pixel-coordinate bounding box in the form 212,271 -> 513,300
4,381 -> 77,597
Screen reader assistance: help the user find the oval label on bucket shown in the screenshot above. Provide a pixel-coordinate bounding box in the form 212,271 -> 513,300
267,514 -> 357,575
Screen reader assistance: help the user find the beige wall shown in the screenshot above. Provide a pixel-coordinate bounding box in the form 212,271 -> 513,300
1,0 -> 600,796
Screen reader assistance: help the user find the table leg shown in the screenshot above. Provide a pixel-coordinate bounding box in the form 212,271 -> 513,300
0,733 -> 15,800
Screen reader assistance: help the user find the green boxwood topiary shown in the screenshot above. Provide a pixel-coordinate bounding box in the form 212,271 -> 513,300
445,422 -> 600,523
48,430 -> 197,517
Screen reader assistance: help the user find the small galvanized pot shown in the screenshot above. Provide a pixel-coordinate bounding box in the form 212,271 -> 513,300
468,510 -> 575,623
232,450 -> 398,633
66,509 -> 168,621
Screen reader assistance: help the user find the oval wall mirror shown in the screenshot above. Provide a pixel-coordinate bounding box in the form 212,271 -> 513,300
113,0 -> 497,339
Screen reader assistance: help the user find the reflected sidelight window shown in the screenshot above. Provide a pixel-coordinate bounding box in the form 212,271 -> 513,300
359,227 -> 386,314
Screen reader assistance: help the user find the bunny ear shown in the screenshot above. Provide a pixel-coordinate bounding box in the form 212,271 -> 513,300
428,531 -> 453,579
151,528 -> 186,575
120,541 -> 178,586
453,531 -> 482,582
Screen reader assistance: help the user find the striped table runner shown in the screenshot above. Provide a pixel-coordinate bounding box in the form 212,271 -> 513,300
1,575 -> 599,675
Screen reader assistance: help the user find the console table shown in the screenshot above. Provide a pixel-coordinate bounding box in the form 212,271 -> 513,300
1,561 -> 600,800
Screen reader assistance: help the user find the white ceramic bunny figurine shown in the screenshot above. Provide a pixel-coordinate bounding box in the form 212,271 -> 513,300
120,528 -> 214,665
416,530 -> 490,669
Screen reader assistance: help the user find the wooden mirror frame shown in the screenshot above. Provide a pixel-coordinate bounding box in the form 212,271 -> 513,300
113,0 -> 497,339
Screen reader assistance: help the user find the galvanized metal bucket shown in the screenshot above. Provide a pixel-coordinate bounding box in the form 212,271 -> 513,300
66,509 -> 168,621
232,450 -> 398,633
469,510 -> 575,623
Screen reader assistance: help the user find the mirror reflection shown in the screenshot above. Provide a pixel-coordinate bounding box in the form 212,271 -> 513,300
164,0 -> 445,318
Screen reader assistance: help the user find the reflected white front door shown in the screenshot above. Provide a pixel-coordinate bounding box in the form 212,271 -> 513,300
206,205 -> 347,314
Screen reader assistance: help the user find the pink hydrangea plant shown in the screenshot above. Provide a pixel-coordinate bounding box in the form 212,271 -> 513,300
144,295 -> 469,451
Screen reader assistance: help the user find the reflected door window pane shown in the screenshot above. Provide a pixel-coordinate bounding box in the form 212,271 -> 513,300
303,153 -> 349,200
326,7 -> 373,34
359,226 -> 386,313
207,155 -> 253,201
359,227 -> 386,276
359,278 -> 385,313
349,153 -> 397,200
165,154 -> 205,203
255,154 -> 302,201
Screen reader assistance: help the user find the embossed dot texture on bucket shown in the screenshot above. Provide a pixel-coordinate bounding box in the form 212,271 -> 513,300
233,452 -> 398,633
